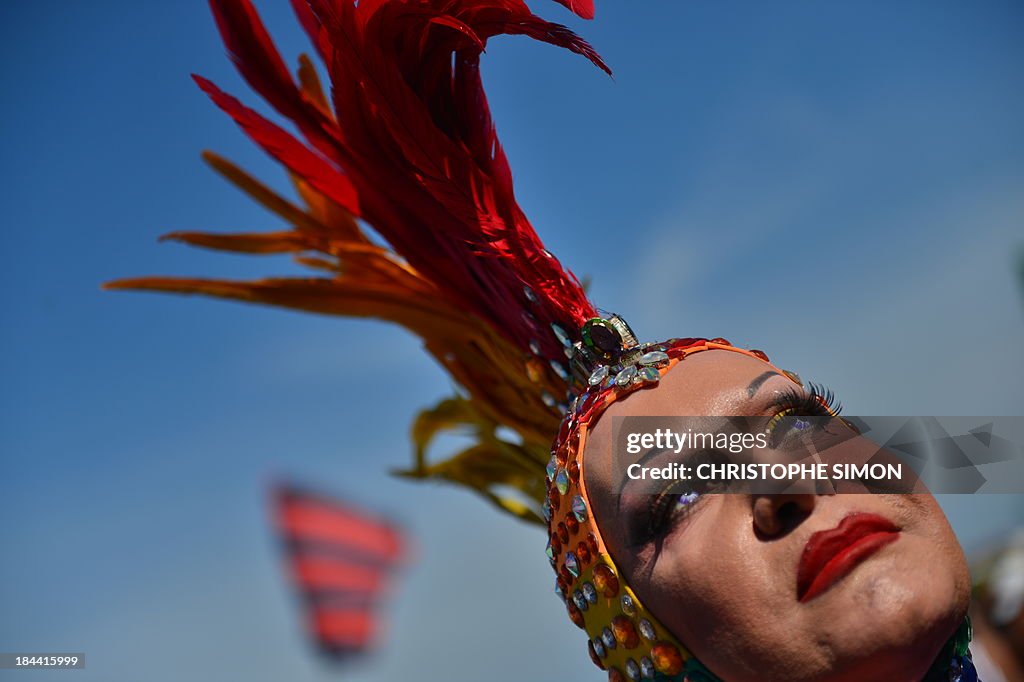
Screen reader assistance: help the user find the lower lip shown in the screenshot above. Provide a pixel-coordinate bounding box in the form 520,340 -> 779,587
799,532 -> 900,603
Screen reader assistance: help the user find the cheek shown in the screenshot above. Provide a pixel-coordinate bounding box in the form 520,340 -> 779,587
636,502 -> 794,668
885,494 -> 971,606
883,494 -> 962,552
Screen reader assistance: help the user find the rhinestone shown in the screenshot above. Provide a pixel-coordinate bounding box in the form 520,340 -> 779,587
615,366 -> 638,387
601,627 -> 617,650
548,486 -> 561,511
638,618 -> 656,641
593,564 -> 620,597
625,659 -> 640,681
549,532 -> 561,555
554,467 -> 570,494
575,540 -> 591,564
567,601 -> 585,629
588,639 -> 605,670
602,375 -> 616,389
529,339 -> 542,355
565,552 -> 580,577
566,515 -> 580,535
608,669 -> 625,682
638,350 -> 669,366
541,392 -> 557,408
523,286 -> 537,303
582,318 -> 623,355
581,385 -> 602,417
612,615 -> 639,648
592,637 -> 606,659
783,369 -> 802,386
710,337 -> 731,346
557,522 -> 569,544
639,657 -> 655,679
651,642 -> 684,676
556,411 -> 573,443
638,366 -> 660,383
551,323 -> 573,348
573,590 -> 588,611
546,455 -> 558,482
568,459 -> 580,482
587,532 -> 600,555
750,349 -> 769,362
620,594 -> 636,616
541,502 -> 552,522
550,360 -> 570,381
582,582 -> 599,604
555,442 -> 568,464
667,345 -> 688,359
554,582 -> 565,601
572,495 -> 588,522
588,365 -> 610,386
545,539 -> 555,561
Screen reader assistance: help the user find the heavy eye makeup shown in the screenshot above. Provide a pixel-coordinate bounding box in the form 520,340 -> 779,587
621,448 -> 730,547
764,382 -> 845,449
621,380 -> 849,547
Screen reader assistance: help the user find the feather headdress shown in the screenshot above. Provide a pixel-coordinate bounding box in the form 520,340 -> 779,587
108,5 -> 984,680
106,0 -> 608,524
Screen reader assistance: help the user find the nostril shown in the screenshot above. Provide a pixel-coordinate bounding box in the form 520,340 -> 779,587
775,500 -> 811,535
753,494 -> 816,539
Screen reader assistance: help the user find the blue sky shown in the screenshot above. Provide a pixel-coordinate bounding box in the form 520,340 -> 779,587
1,1 -> 1022,681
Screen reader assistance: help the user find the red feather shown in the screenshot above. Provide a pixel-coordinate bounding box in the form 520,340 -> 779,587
552,0 -> 595,19
193,75 -> 360,215
199,0 -> 608,362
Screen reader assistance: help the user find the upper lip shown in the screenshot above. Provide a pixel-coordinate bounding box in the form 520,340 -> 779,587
797,512 -> 900,602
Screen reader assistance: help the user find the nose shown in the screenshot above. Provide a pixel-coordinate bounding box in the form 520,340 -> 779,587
752,493 -> 817,538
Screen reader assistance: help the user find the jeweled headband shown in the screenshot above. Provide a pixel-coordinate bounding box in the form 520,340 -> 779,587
107,1 -> 977,680
544,317 -> 794,681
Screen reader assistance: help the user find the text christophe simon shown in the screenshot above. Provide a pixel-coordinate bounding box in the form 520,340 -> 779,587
623,428 -> 903,482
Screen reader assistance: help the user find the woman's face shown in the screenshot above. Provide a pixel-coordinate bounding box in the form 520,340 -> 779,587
583,351 -> 971,682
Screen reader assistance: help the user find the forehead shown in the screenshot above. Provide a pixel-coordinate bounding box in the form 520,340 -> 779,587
597,350 -> 780,420
582,350 -> 791,485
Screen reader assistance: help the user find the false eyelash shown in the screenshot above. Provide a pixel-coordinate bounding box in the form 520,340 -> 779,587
772,382 -> 843,417
647,487 -> 680,538
646,481 -> 701,539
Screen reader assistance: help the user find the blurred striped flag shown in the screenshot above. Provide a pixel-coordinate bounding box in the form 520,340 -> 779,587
271,483 -> 407,660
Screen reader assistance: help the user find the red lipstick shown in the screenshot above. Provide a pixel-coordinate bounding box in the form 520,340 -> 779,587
797,513 -> 900,603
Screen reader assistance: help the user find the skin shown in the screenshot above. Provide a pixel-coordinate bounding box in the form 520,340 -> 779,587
584,350 -> 971,682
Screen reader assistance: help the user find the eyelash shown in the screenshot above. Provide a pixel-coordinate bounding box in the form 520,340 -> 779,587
774,382 -> 842,417
647,480 -> 702,539
764,382 -> 842,435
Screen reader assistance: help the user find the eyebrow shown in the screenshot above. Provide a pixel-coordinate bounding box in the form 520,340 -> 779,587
616,446 -> 702,499
746,371 -> 781,397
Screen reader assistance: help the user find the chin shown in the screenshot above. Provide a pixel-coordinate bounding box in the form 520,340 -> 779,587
814,547 -> 970,681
